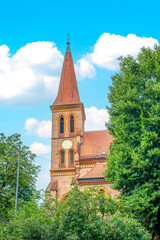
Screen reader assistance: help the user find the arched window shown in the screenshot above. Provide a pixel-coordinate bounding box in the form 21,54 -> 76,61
61,193 -> 68,202
98,187 -> 108,195
70,115 -> 74,133
99,188 -> 105,193
60,117 -> 64,133
70,151 -> 74,164
61,151 -> 65,164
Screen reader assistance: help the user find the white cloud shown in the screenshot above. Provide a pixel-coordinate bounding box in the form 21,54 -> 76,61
0,35 -> 158,104
0,42 -> 63,105
13,42 -> 62,67
85,106 -> 109,131
30,142 -> 51,155
75,58 -> 96,80
43,76 -> 59,92
25,118 -> 51,138
78,33 -> 159,74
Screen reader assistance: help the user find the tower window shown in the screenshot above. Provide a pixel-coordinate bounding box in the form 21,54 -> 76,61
60,117 -> 64,133
70,116 -> 74,133
70,151 -> 74,164
61,152 -> 65,164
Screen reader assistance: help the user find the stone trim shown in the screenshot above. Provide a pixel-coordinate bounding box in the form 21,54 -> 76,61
79,159 -> 106,168
78,179 -> 109,186
50,168 -> 76,176
79,163 -> 95,168
50,103 -> 83,111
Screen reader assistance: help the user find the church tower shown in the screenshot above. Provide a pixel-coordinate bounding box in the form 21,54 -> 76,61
48,40 -> 85,201
46,40 -> 118,201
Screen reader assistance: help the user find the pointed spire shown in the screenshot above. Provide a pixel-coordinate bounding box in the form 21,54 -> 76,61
53,38 -> 81,105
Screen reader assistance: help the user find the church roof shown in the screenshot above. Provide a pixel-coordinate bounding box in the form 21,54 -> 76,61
53,41 -> 80,105
78,162 -> 106,180
80,130 -> 114,159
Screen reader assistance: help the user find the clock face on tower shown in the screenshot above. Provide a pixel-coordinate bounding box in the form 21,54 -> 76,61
62,140 -> 73,150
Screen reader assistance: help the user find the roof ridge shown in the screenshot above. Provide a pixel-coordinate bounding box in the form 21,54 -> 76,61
84,130 -> 109,133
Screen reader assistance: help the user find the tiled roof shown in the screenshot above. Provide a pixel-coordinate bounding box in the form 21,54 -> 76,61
53,44 -> 80,105
79,162 -> 106,179
80,130 -> 114,158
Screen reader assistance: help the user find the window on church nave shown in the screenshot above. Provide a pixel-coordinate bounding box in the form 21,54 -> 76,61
60,116 -> 64,133
70,115 -> 74,133
61,193 -> 68,202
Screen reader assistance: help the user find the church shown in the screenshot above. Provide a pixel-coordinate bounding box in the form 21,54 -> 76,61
46,40 -> 119,201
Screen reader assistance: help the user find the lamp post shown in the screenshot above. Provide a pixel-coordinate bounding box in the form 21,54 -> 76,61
15,146 -> 21,212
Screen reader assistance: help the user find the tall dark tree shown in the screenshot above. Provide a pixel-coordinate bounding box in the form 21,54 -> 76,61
105,46 -> 160,239
0,133 -> 40,220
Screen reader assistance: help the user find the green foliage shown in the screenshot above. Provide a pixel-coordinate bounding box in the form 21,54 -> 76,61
105,46 -> 160,238
0,186 -> 151,240
0,133 -> 40,220
0,201 -> 51,240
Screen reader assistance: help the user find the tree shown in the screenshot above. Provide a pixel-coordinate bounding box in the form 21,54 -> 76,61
105,46 -> 160,238
0,186 -> 151,240
0,133 -> 40,220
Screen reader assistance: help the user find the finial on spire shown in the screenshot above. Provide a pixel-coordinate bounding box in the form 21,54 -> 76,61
66,33 -> 71,52
66,33 -> 70,45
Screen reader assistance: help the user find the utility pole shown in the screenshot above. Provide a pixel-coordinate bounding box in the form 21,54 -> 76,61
15,145 -> 21,212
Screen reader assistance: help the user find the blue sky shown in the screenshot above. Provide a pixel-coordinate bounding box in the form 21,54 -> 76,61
0,0 -> 160,190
